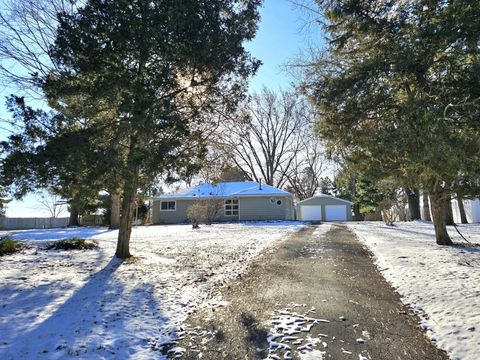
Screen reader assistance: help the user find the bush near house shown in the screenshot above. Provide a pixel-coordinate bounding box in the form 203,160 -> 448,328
0,236 -> 21,256
186,198 -> 225,229
186,203 -> 205,229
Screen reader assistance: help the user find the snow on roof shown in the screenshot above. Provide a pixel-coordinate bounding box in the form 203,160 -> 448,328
154,181 -> 292,199
297,193 -> 353,205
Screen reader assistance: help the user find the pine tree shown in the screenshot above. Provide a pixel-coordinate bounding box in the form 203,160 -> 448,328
0,96 -> 104,226
303,0 -> 480,245
46,0 -> 261,258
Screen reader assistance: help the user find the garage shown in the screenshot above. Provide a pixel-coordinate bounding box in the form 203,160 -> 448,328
325,205 -> 348,221
296,194 -> 353,222
299,205 -> 322,221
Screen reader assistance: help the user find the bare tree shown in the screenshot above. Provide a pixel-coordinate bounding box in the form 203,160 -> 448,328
0,0 -> 79,90
284,129 -> 328,199
37,192 -> 66,218
223,88 -> 312,188
186,184 -> 226,227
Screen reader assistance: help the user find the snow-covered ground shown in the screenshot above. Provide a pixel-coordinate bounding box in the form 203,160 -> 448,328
0,222 -> 304,359
349,221 -> 480,360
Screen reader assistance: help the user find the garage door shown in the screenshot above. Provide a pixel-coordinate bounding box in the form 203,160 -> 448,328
325,205 -> 347,221
300,206 -> 322,221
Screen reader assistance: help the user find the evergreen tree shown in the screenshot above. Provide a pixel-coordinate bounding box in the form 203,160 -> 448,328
46,0 -> 261,258
0,96 -> 103,226
303,0 -> 480,244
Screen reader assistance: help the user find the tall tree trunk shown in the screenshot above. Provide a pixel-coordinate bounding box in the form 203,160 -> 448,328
68,194 -> 81,227
445,195 -> 454,225
429,191 -> 453,245
68,205 -> 80,227
116,161 -> 138,259
116,181 -> 136,258
422,191 -> 432,221
352,203 -> 364,221
351,175 -> 363,221
457,193 -> 468,224
110,190 -> 121,229
405,187 -> 421,220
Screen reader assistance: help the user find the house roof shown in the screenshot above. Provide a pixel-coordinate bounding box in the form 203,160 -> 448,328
296,194 -> 353,205
153,181 -> 292,200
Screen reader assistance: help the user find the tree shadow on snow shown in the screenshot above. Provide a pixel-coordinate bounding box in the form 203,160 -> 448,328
452,242 -> 480,254
0,247 -> 108,350
1,257 -> 168,359
379,223 -> 480,244
378,224 -> 442,239
9,226 -> 114,242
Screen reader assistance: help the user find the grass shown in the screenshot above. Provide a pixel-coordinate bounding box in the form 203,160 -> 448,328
46,237 -> 98,251
0,236 -> 21,256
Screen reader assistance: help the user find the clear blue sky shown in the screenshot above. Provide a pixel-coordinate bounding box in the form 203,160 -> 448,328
2,0 -> 322,217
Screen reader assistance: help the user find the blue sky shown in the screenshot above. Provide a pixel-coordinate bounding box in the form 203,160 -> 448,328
2,0 -> 322,217
247,0 -> 311,91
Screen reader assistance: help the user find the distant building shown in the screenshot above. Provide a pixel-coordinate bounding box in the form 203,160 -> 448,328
151,181 -> 294,224
296,194 -> 353,222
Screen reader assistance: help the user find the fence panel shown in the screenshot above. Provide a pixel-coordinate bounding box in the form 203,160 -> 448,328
0,217 -> 70,230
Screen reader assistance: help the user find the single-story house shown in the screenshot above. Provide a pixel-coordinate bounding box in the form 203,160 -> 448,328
296,194 -> 353,221
152,181 -> 294,224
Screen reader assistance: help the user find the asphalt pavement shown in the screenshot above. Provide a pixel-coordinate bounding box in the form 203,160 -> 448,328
167,224 -> 448,359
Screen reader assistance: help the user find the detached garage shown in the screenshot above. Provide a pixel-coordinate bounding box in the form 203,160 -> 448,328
296,194 -> 353,222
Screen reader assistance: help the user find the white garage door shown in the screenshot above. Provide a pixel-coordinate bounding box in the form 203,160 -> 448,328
325,205 -> 347,221
300,206 -> 322,221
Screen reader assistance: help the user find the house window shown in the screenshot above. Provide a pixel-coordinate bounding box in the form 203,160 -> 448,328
160,201 -> 176,211
225,199 -> 239,216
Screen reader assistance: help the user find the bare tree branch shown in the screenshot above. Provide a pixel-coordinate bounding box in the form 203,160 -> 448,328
220,87 -> 330,195
0,0 -> 80,92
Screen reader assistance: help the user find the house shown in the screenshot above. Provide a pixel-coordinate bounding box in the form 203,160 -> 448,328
450,198 -> 480,223
419,195 -> 480,223
152,181 -> 294,224
296,194 -> 353,221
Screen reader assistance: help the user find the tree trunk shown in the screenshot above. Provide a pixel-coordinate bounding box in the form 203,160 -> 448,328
422,191 -> 432,221
352,203 -> 364,221
405,187 -> 421,220
116,179 -> 136,258
68,194 -> 81,227
429,191 -> 453,245
110,190 -> 121,229
445,195 -> 454,225
457,193 -> 468,224
68,205 -> 80,227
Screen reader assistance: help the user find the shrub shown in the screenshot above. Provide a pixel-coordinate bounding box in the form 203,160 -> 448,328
186,199 -> 223,228
46,237 -> 98,250
203,198 -> 224,225
378,198 -> 398,226
0,236 -> 21,256
186,202 -> 206,229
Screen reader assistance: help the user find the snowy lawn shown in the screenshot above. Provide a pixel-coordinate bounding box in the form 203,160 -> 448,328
349,221 -> 480,360
0,221 -> 305,359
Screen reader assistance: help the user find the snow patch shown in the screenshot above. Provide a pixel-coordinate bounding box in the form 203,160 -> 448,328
265,303 -> 330,359
0,222 -> 304,359
349,221 -> 480,360
298,349 -> 326,359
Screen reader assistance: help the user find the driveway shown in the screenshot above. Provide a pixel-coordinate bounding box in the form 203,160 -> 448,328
166,224 -> 448,359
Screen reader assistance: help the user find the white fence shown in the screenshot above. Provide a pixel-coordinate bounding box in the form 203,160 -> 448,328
0,217 -> 70,230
